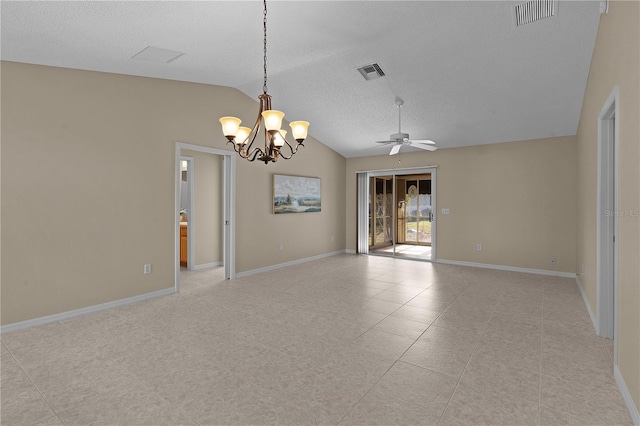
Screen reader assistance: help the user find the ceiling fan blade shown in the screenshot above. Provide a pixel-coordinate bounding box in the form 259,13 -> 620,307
412,143 -> 438,152
409,139 -> 436,145
374,140 -> 394,144
389,144 -> 402,155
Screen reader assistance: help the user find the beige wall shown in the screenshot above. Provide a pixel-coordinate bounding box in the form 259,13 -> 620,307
234,139 -> 346,273
1,61 -> 346,325
181,149 -> 223,267
346,136 -> 578,273
576,1 -> 640,411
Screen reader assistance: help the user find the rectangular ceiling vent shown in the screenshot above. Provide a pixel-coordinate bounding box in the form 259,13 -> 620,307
132,46 -> 184,63
357,63 -> 385,81
514,0 -> 556,27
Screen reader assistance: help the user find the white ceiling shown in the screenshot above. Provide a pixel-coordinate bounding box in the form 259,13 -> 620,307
1,0 -> 601,158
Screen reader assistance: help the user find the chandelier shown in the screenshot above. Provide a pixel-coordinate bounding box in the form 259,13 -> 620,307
219,0 -> 309,164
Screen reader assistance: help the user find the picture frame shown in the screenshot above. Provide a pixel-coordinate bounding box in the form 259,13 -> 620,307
273,174 -> 321,214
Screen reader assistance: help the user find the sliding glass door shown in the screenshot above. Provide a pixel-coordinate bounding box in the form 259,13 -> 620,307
359,167 -> 436,261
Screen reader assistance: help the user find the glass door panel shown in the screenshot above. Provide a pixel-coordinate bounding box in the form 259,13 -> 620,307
396,178 -> 406,245
418,178 -> 432,245
403,176 -> 432,246
369,176 -> 393,250
368,190 -> 373,247
405,179 -> 418,243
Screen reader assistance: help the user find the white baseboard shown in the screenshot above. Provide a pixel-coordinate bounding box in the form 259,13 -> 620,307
236,250 -> 347,278
575,275 -> 598,332
345,249 -> 357,254
615,365 -> 640,425
192,261 -> 222,270
0,287 -> 176,335
435,258 -> 576,278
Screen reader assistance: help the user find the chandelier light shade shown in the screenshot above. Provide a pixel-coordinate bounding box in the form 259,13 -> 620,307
273,130 -> 287,147
219,0 -> 309,164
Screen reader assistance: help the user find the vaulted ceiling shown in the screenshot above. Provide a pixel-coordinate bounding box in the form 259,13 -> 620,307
1,1 -> 601,157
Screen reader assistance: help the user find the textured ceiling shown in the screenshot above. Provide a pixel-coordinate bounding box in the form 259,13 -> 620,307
1,1 -> 601,158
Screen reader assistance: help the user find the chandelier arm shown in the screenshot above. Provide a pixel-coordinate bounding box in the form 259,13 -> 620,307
276,150 -> 294,160
231,139 -> 266,162
234,93 -> 269,160
242,113 -> 264,155
247,148 -> 264,162
225,114 -> 263,159
231,143 -> 249,158
276,139 -> 304,160
226,140 -> 255,160
279,138 -> 296,156
243,144 -> 267,161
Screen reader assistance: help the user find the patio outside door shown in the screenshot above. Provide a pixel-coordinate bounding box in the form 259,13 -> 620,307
402,177 -> 432,247
362,169 -> 435,261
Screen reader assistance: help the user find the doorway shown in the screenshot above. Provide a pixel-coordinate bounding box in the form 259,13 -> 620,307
179,157 -> 194,268
358,167 -> 436,261
175,142 -> 235,290
394,175 -> 433,259
597,86 -> 619,357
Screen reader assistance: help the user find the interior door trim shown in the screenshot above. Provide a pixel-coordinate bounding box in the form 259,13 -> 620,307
175,142 -> 236,291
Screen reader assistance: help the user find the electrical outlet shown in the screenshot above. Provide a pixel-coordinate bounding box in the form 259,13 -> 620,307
143,264 -> 152,274
331,236 -> 335,242
476,243 -> 483,251
581,263 -> 585,273
550,257 -> 556,265
279,243 -> 284,251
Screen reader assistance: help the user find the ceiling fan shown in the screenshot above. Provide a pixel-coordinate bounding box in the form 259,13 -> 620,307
375,98 -> 438,155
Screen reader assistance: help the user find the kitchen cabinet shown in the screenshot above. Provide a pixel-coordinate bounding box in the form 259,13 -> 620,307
180,223 -> 187,266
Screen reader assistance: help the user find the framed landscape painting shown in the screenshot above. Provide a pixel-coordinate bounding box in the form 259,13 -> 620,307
273,174 -> 321,214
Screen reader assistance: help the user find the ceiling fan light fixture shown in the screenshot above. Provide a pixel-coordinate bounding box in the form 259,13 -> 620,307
372,98 -> 438,155
391,132 -> 410,141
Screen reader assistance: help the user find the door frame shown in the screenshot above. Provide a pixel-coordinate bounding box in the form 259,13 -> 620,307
175,142 -> 236,290
357,166 -> 438,260
596,86 -> 619,352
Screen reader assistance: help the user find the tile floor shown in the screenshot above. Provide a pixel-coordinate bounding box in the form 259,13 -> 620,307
370,244 -> 432,261
0,254 -> 633,425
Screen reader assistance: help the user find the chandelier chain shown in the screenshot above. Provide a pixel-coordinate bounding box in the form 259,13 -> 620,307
263,0 -> 268,94
219,0 -> 309,163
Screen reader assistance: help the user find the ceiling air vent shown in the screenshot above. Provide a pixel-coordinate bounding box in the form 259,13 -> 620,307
357,63 -> 385,81
132,46 -> 184,63
514,0 -> 556,27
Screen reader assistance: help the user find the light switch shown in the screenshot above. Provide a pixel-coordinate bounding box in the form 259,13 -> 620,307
441,208 -> 451,215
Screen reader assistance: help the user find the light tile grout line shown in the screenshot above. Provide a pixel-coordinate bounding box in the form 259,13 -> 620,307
58,311 -> 203,426
1,340 -> 65,426
538,285 -> 545,426
336,277 -> 465,425
434,296 -> 500,425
